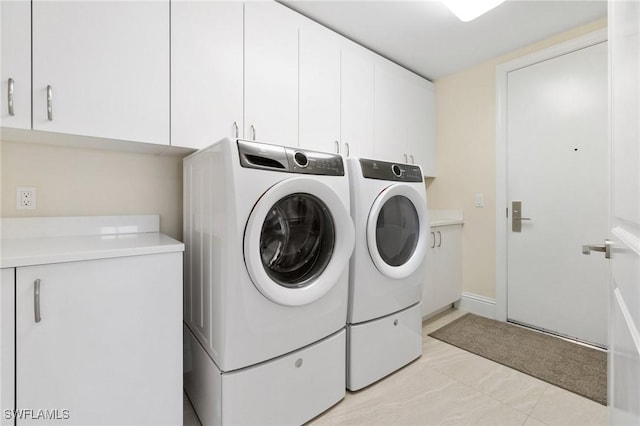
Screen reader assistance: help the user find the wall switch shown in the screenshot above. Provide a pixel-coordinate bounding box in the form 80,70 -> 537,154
475,193 -> 484,207
16,187 -> 37,210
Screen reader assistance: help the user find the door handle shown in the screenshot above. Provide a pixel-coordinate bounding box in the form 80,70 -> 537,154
8,78 -> 15,116
46,85 -> 53,121
34,279 -> 42,323
512,201 -> 532,232
582,239 -> 612,259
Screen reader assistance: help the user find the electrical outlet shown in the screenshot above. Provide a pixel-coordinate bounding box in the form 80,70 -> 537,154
16,187 -> 37,210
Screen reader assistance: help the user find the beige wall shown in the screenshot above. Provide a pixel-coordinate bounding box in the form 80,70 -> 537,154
428,18 -> 607,299
1,140 -> 186,240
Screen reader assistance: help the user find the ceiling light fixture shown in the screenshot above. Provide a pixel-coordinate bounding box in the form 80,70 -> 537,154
441,0 -> 507,22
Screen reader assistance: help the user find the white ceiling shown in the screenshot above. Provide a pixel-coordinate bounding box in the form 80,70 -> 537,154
279,0 -> 607,81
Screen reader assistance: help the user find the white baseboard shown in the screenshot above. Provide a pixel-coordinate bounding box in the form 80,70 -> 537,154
454,292 -> 496,319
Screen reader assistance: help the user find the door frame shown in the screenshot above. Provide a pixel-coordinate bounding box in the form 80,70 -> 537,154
494,28 -> 608,321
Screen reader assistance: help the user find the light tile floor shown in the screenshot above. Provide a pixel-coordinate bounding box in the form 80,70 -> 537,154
184,309 -> 608,426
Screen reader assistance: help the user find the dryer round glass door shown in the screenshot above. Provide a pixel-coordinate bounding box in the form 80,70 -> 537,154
366,184 -> 428,279
375,195 -> 419,266
244,177 -> 355,306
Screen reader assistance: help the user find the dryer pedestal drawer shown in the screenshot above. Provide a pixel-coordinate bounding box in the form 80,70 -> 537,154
184,326 -> 346,425
347,303 -> 422,391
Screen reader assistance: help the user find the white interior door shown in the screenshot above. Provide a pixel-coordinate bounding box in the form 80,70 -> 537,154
507,42 -> 608,347
608,1 -> 640,423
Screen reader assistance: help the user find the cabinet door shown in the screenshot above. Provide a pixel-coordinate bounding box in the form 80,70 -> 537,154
422,231 -> 439,317
244,1 -> 299,147
1,1 -> 30,129
1,268 -> 15,426
422,225 -> 463,318
171,1 -> 243,149
374,63 -> 409,163
299,20 -> 340,154
32,1 -> 169,145
436,225 -> 463,307
407,78 -> 436,176
341,47 -> 375,159
16,254 -> 182,425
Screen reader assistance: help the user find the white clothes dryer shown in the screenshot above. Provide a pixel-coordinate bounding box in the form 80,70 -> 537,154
183,138 -> 355,425
346,157 -> 429,391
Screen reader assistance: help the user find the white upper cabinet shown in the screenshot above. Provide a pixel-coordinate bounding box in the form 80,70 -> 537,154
171,1 -> 243,149
244,1 -> 299,147
408,75 -> 436,176
32,1 -> 170,145
374,62 -> 408,163
340,46 -> 375,159
298,19 -> 341,154
1,0 -> 31,130
374,61 -> 436,175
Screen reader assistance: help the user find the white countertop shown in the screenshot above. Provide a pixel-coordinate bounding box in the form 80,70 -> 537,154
429,209 -> 464,227
0,215 -> 184,268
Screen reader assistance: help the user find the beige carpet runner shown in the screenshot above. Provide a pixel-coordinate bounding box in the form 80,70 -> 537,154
429,313 -> 607,405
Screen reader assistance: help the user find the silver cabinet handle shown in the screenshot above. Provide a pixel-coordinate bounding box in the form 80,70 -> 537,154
46,85 -> 53,121
403,153 -> 408,163
345,142 -> 350,157
8,78 -> 15,116
430,231 -> 436,248
233,121 -> 239,139
34,279 -> 42,323
582,239 -> 612,259
335,141 -> 340,154
437,230 -> 442,247
250,125 -> 256,141
410,154 -> 415,164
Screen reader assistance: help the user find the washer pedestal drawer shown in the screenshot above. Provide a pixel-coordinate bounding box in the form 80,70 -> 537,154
347,303 -> 422,391
184,325 -> 345,425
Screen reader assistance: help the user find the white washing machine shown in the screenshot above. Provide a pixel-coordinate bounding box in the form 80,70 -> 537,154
182,138 -> 355,425
346,157 -> 429,391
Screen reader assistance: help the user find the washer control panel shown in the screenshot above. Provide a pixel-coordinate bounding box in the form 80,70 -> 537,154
285,148 -> 344,176
359,158 -> 423,182
237,139 -> 344,176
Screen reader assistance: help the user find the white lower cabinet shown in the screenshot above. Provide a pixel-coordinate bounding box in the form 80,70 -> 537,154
422,224 -> 463,318
14,253 -> 182,425
1,268 -> 15,426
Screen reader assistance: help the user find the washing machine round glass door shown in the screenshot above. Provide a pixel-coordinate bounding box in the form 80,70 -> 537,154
366,184 -> 428,279
244,177 -> 355,306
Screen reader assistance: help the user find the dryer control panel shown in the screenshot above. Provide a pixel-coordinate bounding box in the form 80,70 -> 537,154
237,140 -> 344,176
359,158 -> 423,182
